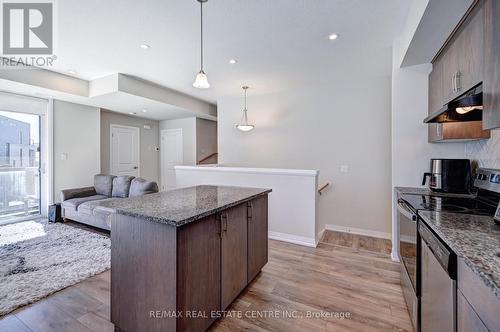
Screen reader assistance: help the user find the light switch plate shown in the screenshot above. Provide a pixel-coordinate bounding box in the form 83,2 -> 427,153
340,165 -> 349,173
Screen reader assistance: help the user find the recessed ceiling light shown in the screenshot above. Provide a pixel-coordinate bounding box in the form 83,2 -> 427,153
329,33 -> 339,41
67,70 -> 76,75
142,109 -> 147,113
140,44 -> 151,49
229,59 -> 238,64
129,112 -> 137,115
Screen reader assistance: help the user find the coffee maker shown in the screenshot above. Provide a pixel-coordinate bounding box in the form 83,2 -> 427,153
422,159 -> 472,194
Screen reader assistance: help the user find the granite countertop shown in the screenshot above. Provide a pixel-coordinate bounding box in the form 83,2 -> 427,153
99,185 -> 271,227
395,186 -> 476,198
419,210 -> 500,299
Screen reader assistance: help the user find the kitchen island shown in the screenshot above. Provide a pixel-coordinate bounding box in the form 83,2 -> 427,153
100,185 -> 271,332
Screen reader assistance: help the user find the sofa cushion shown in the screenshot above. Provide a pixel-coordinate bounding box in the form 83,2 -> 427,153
60,186 -> 96,202
94,174 -> 116,197
78,197 -> 121,215
112,176 -> 135,198
61,195 -> 108,210
129,178 -> 159,197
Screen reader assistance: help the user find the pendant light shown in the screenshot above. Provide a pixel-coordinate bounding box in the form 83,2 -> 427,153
193,0 -> 210,89
236,86 -> 255,132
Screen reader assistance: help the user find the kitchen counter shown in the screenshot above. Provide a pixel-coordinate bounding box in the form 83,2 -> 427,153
100,185 -> 271,227
419,210 -> 500,299
395,186 -> 475,198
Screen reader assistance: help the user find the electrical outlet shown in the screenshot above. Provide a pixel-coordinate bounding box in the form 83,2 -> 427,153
61,153 -> 68,161
340,165 -> 349,173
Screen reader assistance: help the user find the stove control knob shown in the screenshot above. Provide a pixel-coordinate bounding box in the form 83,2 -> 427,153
490,174 -> 500,184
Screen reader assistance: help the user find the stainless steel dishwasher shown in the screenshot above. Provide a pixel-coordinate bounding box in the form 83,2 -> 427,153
419,221 -> 457,332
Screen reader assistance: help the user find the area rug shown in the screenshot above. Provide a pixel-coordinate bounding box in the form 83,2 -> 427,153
0,219 -> 110,316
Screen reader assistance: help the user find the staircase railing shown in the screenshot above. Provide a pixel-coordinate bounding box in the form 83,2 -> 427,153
318,182 -> 330,195
197,152 -> 218,165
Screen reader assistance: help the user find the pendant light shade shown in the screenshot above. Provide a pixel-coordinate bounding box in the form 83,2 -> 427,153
193,70 -> 210,89
236,86 -> 255,132
193,0 -> 210,89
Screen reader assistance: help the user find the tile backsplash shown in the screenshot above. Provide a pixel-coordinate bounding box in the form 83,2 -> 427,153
465,129 -> 500,169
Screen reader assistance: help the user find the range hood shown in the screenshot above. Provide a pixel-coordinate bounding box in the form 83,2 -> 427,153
424,84 -> 483,123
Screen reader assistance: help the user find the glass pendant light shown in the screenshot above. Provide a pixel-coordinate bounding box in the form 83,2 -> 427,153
193,0 -> 210,89
236,86 -> 255,132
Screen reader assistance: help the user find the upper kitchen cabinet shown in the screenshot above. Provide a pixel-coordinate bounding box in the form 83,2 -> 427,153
429,58 -> 444,115
442,2 -> 484,103
457,2 -> 484,93
483,0 -> 500,129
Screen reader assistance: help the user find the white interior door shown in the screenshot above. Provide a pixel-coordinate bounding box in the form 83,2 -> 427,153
111,125 -> 140,177
161,129 -> 183,190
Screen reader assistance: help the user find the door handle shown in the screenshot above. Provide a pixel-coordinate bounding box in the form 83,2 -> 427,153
133,166 -> 138,169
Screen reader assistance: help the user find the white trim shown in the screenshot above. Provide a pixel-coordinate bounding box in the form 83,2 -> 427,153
46,99 -> 54,206
268,231 -> 317,248
110,124 -> 141,177
323,224 -> 392,240
391,251 -> 400,262
175,165 -> 319,177
0,214 -> 43,226
0,90 -> 49,115
160,128 -> 183,191
38,99 -> 54,216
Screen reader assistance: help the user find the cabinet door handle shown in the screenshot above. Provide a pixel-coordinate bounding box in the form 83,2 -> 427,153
437,123 -> 442,138
222,213 -> 228,232
216,214 -> 222,236
247,202 -> 253,222
452,73 -> 456,93
455,71 -> 461,92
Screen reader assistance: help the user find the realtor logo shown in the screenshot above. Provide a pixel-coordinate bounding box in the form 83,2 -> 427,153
2,2 -> 53,54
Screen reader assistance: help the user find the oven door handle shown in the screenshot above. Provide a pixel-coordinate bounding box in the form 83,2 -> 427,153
398,201 -> 417,221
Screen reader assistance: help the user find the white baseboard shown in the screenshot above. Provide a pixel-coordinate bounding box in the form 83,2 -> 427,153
268,231 -> 317,248
323,224 -> 392,240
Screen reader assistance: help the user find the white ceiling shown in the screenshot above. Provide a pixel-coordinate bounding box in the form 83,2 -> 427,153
49,0 -> 410,104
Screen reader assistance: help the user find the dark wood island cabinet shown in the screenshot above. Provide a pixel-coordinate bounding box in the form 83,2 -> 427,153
101,185 -> 271,332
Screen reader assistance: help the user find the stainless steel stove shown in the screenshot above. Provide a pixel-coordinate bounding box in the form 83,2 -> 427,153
397,168 -> 500,330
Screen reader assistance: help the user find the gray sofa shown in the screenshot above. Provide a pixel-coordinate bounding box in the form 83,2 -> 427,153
61,174 -> 158,230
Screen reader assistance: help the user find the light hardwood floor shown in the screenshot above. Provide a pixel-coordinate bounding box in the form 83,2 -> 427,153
321,229 -> 393,255
0,239 -> 412,332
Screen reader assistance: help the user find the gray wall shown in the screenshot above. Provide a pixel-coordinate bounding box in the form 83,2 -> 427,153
101,110 -> 160,183
218,74 -> 393,236
196,118 -> 217,164
53,100 -> 100,202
